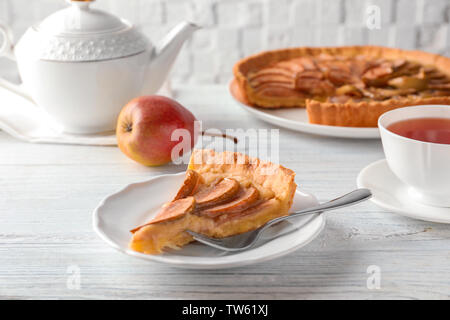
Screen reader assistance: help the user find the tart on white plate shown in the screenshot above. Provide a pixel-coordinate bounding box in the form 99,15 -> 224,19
129,149 -> 297,255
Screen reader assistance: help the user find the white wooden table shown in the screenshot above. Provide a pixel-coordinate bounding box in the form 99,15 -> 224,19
1,85 -> 449,299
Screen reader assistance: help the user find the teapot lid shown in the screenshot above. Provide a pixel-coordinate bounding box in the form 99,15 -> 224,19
16,0 -> 149,62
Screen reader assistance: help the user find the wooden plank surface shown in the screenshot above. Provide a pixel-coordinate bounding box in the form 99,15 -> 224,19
0,85 -> 449,299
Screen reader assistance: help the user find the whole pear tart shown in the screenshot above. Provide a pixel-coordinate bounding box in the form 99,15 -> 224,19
130,149 -> 297,255
233,46 -> 450,127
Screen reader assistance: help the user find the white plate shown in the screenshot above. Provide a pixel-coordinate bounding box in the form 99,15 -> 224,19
93,172 -> 325,269
229,80 -> 379,139
357,159 -> 450,224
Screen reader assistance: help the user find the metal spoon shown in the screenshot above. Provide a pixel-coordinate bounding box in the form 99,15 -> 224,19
186,188 -> 372,252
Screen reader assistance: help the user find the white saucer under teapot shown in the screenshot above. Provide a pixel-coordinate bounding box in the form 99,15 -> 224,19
0,0 -> 199,134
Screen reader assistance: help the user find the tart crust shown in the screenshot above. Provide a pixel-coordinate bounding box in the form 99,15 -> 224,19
129,149 -> 297,255
233,46 -> 450,127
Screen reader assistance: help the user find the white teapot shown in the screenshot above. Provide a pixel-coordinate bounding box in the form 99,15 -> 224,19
0,0 -> 199,133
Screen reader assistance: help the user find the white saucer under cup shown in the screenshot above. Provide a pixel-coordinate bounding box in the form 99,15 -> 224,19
357,159 -> 450,224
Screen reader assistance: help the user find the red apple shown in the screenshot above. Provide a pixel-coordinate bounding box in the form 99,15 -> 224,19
116,95 -> 197,166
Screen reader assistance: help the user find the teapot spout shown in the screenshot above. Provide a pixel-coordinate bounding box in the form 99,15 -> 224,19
142,22 -> 200,94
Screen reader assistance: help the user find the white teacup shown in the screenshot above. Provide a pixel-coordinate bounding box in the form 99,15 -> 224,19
378,105 -> 450,207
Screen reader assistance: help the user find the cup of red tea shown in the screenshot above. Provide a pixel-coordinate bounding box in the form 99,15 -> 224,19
378,105 -> 450,207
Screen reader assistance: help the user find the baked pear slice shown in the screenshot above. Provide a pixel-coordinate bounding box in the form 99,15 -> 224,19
129,149 -> 297,255
194,178 -> 240,208
200,187 -> 260,218
173,170 -> 201,201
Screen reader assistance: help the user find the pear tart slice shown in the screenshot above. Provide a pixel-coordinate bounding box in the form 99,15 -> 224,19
233,46 -> 450,127
129,149 -> 297,255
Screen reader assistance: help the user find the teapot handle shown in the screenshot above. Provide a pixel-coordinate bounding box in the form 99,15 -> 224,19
0,24 -> 34,103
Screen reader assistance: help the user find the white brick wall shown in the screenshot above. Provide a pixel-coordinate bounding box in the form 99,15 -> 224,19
1,0 -> 449,85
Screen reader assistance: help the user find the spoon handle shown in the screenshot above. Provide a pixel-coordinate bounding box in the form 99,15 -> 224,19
263,188 -> 372,229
